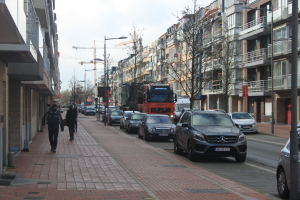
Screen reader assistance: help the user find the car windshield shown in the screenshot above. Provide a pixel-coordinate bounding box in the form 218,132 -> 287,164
125,112 -> 132,117
232,113 -> 252,119
147,116 -> 172,124
131,114 -> 146,120
111,111 -> 123,116
192,114 -> 234,126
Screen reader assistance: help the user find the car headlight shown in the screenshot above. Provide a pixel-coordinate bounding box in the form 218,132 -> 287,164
170,114 -> 174,118
147,127 -> 155,133
238,133 -> 246,142
194,133 -> 205,141
170,128 -> 175,132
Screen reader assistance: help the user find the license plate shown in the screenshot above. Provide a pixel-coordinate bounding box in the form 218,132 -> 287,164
159,134 -> 168,136
215,148 -> 230,151
242,126 -> 251,128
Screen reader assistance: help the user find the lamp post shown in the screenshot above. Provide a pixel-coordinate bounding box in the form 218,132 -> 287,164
241,5 -> 274,134
102,36 -> 127,126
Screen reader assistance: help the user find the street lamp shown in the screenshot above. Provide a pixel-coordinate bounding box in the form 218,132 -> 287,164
103,36 -> 127,126
241,5 -> 274,134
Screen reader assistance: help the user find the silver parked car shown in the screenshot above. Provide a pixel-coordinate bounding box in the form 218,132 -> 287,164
228,112 -> 258,133
276,138 -> 300,198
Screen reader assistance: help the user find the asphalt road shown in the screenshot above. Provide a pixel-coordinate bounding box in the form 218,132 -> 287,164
111,123 -> 286,199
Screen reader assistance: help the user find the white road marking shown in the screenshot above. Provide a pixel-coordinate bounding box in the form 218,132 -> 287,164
247,137 -> 286,146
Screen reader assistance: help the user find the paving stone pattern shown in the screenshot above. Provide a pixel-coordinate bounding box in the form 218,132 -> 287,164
0,117 -> 273,199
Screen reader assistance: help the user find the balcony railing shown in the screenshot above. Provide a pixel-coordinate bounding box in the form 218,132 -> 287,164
243,80 -> 268,93
213,29 -> 222,40
268,2 -> 300,23
203,80 -> 223,93
268,74 -> 300,89
239,16 -> 268,36
268,37 -> 300,56
243,48 -> 268,64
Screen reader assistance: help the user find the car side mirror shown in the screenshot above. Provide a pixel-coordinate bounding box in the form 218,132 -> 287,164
235,124 -> 239,128
182,123 -> 188,127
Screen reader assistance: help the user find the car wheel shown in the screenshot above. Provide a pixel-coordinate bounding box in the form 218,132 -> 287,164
277,168 -> 289,199
235,155 -> 246,162
174,137 -> 183,154
138,129 -> 143,139
144,133 -> 150,142
128,127 -> 131,134
187,141 -> 196,161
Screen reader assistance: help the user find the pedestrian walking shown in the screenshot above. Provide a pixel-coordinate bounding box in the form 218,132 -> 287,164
74,105 -> 78,132
66,104 -> 77,141
42,104 -> 64,152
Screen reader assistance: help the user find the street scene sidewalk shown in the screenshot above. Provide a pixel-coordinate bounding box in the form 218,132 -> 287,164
257,123 -> 292,138
0,117 -> 275,200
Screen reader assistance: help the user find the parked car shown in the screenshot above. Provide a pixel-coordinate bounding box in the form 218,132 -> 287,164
109,110 -> 123,125
125,113 -> 147,133
138,114 -> 175,141
120,111 -> 140,129
81,106 -> 87,114
78,105 -> 84,113
228,112 -> 258,133
174,110 -> 247,162
85,107 -> 96,115
276,138 -> 300,198
100,109 -> 115,122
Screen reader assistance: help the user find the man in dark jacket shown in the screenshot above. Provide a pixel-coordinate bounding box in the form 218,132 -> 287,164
66,105 -> 77,141
42,104 -> 64,152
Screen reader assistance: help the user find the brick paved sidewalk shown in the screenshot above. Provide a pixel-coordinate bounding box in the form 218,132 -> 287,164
257,123 -> 292,138
0,118 -> 272,200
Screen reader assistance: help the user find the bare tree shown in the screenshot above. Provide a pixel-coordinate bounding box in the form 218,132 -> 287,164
166,0 -> 211,109
202,21 -> 244,112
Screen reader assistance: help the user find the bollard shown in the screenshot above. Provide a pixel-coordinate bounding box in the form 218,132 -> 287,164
7,152 -> 14,167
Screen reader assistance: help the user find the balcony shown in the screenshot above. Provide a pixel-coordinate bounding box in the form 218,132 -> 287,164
239,80 -> 270,97
203,34 -> 212,48
268,38 -> 300,58
268,74 -> 300,90
239,16 -> 270,41
202,80 -> 223,94
0,0 -> 26,44
166,37 -> 178,47
213,29 -> 222,42
0,0 -> 38,63
268,2 -> 300,25
243,48 -> 270,68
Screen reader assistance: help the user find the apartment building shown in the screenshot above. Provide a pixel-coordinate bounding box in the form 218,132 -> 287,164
0,0 -> 61,173
117,0 -> 299,124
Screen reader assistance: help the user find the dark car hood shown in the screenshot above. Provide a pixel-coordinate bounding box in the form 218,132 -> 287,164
193,126 -> 239,135
147,123 -> 175,128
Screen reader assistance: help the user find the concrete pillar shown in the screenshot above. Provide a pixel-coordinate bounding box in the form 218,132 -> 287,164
8,81 -> 23,154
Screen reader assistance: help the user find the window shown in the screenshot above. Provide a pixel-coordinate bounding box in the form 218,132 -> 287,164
182,42 -> 186,55
227,13 -> 242,29
182,81 -> 186,91
265,98 -> 271,116
188,59 -> 192,71
248,99 -> 255,114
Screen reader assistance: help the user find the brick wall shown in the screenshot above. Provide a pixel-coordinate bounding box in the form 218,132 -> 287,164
8,80 -> 23,151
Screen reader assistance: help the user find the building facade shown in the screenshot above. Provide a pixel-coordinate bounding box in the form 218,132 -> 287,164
0,0 -> 61,174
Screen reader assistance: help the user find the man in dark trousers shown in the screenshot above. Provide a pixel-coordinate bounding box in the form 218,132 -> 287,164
42,104 -> 64,152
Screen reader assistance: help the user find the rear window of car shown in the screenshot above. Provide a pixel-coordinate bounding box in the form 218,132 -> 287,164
147,116 -> 172,124
111,111 -> 123,116
131,114 -> 146,120
192,114 -> 233,126
232,113 -> 252,119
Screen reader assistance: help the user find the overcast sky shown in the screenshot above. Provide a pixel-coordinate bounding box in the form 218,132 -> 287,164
56,0 -> 209,91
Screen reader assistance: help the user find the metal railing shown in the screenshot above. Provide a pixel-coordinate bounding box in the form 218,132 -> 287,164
213,29 -> 222,40
239,16 -> 268,35
243,80 -> 268,93
243,48 -> 268,64
268,37 -> 300,56
25,0 -> 39,58
203,80 -> 223,93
